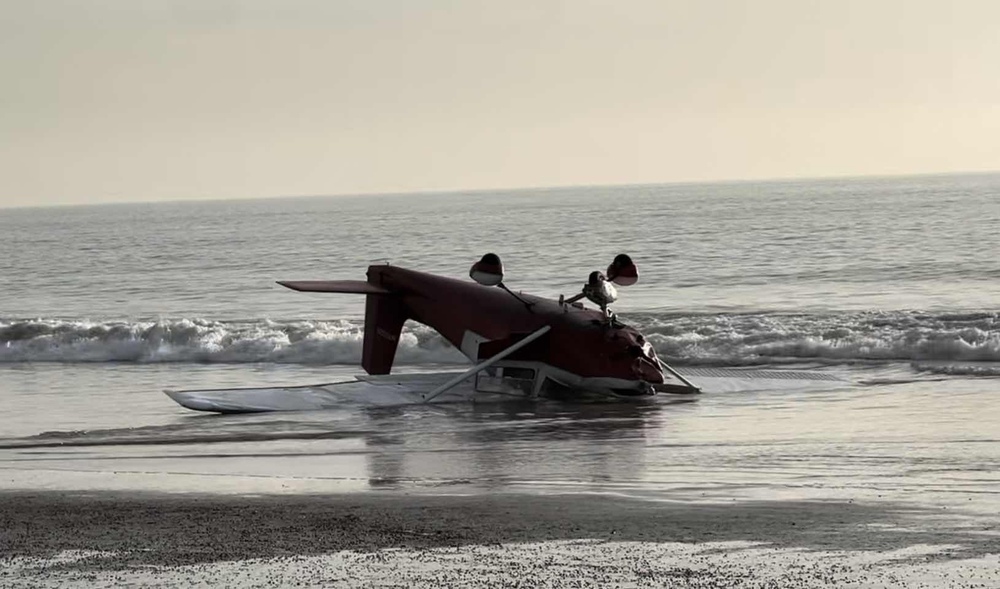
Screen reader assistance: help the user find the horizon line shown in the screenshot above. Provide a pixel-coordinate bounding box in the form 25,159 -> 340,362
3,168 -> 998,212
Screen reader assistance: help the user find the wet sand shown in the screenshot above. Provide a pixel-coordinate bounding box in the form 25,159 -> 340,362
3,490 -> 998,587
2,370 -> 998,586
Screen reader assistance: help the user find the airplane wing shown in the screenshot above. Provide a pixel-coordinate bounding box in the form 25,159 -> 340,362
277,280 -> 391,294
165,373 -> 478,413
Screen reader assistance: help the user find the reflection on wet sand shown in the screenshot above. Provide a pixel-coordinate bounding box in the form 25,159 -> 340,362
0,396 -> 692,495
362,400 -> 669,491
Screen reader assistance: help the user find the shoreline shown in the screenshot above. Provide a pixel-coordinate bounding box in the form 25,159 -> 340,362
3,490 -> 995,564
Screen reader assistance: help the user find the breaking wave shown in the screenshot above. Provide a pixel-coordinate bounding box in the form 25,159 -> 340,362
2,310 -> 1000,368
635,310 -> 1000,367
0,318 -> 464,365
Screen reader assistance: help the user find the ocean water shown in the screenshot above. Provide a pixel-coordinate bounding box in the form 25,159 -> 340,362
1,173 -> 999,513
3,172 -> 1000,370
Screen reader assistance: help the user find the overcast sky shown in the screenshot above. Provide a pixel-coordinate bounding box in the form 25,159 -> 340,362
2,0 -> 998,208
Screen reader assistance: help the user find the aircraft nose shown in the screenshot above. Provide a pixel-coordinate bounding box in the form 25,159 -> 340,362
634,357 -> 664,383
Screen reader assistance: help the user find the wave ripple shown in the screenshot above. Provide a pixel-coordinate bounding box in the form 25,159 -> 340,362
3,311 -> 1000,368
0,318 -> 463,365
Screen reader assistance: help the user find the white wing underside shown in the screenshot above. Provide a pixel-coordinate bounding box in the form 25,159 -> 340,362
164,368 -> 846,413
165,373 -> 479,413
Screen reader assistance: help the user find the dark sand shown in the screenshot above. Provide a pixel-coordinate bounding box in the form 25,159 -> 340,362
2,491 -> 998,587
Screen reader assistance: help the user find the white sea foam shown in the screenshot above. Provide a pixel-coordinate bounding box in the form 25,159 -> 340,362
634,310 -> 1000,366
911,362 -> 1000,377
0,318 -> 464,365
3,311 -> 1000,368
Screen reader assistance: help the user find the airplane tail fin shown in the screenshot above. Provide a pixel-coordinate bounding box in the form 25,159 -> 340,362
362,292 -> 408,375
279,270 -> 409,375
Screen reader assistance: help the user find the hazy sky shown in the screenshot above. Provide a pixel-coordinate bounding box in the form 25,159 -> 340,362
2,0 -> 998,208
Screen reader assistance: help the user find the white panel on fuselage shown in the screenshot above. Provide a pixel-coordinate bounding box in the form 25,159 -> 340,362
460,330 -> 490,362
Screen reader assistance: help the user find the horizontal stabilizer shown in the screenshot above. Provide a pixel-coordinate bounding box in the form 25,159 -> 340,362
277,280 -> 391,294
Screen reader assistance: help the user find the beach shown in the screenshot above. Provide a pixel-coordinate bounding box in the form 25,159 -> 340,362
3,490 -> 998,587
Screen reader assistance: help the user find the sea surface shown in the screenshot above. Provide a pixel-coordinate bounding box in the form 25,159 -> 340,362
1,173 -> 999,506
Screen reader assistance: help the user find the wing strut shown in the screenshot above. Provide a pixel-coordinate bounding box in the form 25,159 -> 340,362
422,325 -> 551,403
654,357 -> 701,393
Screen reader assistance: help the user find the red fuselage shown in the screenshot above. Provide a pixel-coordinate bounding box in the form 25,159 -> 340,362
363,265 -> 665,388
